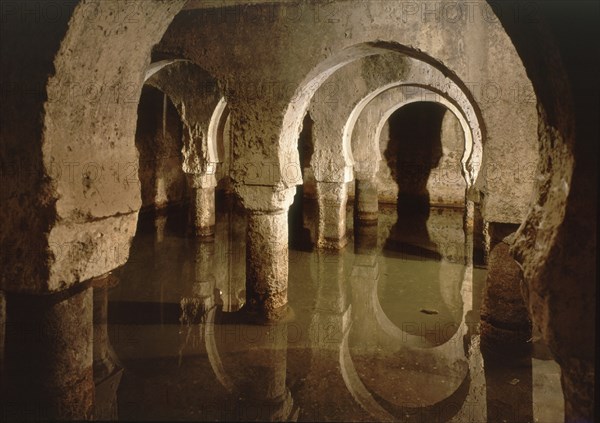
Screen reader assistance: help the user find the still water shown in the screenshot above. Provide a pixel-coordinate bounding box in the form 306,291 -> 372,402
104,197 -> 564,422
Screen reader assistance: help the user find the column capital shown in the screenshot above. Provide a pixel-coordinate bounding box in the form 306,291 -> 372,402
186,172 -> 217,189
235,184 -> 296,213
353,161 -> 379,181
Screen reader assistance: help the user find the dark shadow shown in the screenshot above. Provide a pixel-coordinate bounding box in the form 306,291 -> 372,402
289,112 -> 315,251
134,85 -> 188,238
383,102 -> 446,260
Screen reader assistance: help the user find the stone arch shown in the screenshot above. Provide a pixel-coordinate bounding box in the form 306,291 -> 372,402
208,97 -> 229,167
351,85 -> 476,191
156,2 -> 537,223
134,84 -> 187,211
144,60 -> 222,176
282,42 -> 484,187
144,59 -> 190,82
345,70 -> 482,187
374,94 -> 471,189
1,0 -> 188,293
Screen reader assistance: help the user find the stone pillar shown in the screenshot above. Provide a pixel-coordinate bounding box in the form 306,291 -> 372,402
480,223 -> 531,349
187,173 -> 217,238
481,222 -> 534,423
91,273 -> 122,420
236,185 -> 296,321
354,176 -> 379,224
316,181 -> 348,249
3,285 -> 94,421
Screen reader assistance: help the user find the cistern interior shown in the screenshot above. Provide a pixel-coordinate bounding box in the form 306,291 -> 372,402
0,1 -> 597,422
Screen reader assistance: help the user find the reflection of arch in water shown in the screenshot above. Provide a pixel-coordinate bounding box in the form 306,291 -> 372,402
373,261 -> 466,348
338,247 -> 474,420
203,307 -> 297,421
204,307 -> 235,393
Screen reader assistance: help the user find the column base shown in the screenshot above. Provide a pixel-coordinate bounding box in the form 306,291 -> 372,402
354,211 -> 379,224
238,303 -> 295,325
190,225 -> 216,239
317,235 -> 348,250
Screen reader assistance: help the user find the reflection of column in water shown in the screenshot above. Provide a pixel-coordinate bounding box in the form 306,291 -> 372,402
350,222 -> 380,348
482,348 -> 533,423
232,322 -> 296,422
220,202 -> 246,312
354,176 -> 379,224
449,335 -> 487,423
531,356 -> 564,422
154,211 -> 168,244
152,211 -> 168,328
347,216 -> 474,420
92,272 -> 123,420
299,249 -> 352,421
437,260 -> 465,332
179,240 -> 216,359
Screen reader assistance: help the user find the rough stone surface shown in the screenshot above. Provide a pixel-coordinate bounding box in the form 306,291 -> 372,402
1,0 -> 187,293
316,182 -> 349,249
480,238 -> 532,347
245,211 -> 289,319
354,177 -> 379,223
188,174 -> 217,237
489,3 -> 597,421
157,0 -> 536,219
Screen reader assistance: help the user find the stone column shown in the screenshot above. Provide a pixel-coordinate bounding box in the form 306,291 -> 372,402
3,285 -> 94,421
480,223 -> 531,348
187,173 -> 217,238
91,273 -> 122,420
354,175 -> 379,224
316,181 -> 348,249
236,185 -> 296,321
